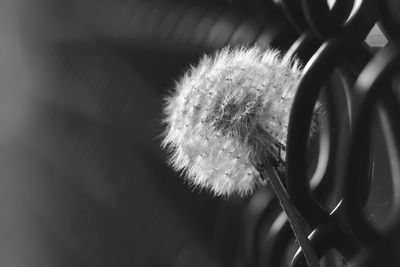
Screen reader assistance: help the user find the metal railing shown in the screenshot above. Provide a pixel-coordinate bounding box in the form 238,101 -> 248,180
240,0 -> 400,266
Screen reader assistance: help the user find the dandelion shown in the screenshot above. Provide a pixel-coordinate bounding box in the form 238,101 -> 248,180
162,46 -> 305,197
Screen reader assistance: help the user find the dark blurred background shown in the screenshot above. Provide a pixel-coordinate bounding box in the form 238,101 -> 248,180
0,1 -> 388,266
0,1 -> 267,266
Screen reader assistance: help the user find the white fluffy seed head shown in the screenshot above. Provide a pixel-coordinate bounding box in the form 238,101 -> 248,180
162,46 -> 302,197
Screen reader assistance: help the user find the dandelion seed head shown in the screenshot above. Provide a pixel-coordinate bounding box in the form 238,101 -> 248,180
162,46 -> 303,197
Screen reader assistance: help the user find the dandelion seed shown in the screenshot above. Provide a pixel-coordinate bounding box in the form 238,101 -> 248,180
162,46 -> 309,197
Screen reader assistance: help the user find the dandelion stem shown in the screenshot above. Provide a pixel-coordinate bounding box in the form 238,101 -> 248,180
259,164 -> 321,267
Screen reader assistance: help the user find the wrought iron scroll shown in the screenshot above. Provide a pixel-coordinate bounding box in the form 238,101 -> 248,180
241,0 -> 400,266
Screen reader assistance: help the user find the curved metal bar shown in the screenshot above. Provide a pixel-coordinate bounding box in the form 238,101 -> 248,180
283,56 -> 374,264
376,88 -> 400,235
342,43 -> 400,245
290,219 -> 339,267
301,0 -> 355,40
301,0 -> 342,40
309,72 -> 345,209
285,0 -> 378,229
285,31 -> 320,63
330,0 -> 356,23
286,40 -> 342,228
347,88 -> 400,266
